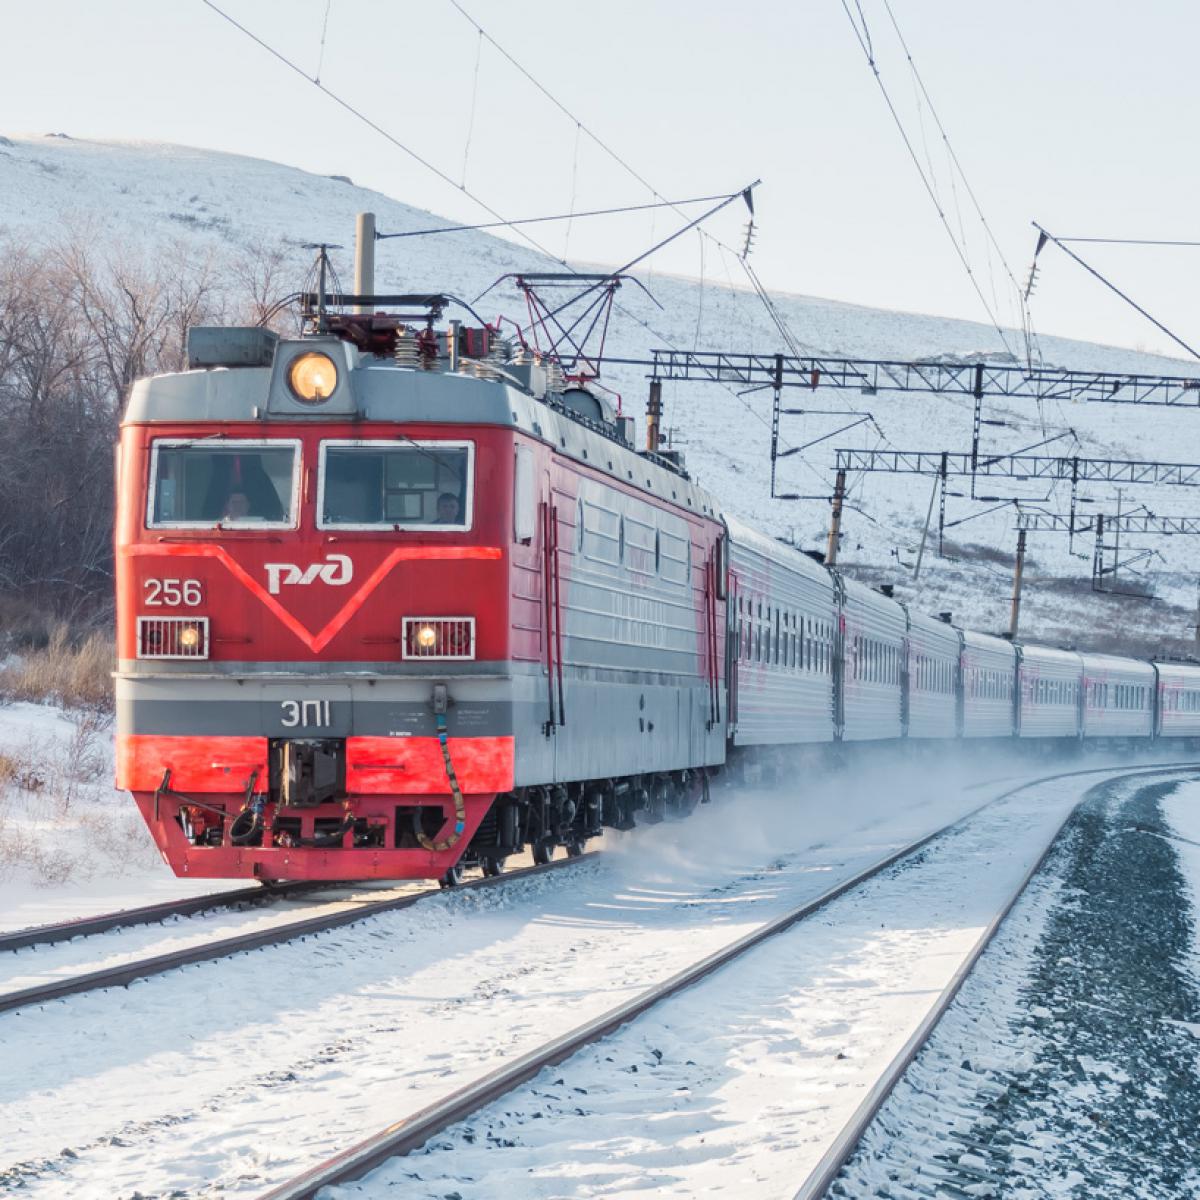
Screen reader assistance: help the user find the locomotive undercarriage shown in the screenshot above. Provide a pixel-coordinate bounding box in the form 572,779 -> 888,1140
450,767 -> 711,885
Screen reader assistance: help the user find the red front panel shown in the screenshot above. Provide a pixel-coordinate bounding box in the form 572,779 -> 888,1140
116,422 -> 513,665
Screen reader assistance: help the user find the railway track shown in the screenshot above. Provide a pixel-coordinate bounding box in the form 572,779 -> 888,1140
0,879 -> 326,954
257,761 -> 1200,1200
0,854 -> 591,1017
817,768 -> 1200,1200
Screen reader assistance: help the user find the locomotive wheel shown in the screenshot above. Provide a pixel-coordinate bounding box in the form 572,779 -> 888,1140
481,855 -> 506,877
438,865 -> 465,889
532,839 -> 555,866
565,839 -> 585,858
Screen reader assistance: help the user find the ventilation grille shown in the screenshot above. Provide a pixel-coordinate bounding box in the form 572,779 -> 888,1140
137,616 -> 209,660
402,617 -> 475,661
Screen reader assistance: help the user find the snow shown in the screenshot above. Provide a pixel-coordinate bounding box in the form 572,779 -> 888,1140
0,756 -> 1164,1196
1161,779 -> 1200,1023
334,772 -> 1103,1199
3,133 -> 1200,646
834,770 -> 1200,1200
0,702 -> 252,933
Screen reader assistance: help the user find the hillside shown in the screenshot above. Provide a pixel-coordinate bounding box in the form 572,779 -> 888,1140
3,132 -> 1199,654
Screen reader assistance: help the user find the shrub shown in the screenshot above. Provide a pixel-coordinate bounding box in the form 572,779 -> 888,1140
0,625 -> 114,711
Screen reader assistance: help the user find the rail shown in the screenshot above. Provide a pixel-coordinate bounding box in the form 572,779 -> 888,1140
0,880 -> 324,954
0,854 -> 594,1017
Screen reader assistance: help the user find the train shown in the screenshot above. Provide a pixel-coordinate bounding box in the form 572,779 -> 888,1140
114,284 -> 1200,885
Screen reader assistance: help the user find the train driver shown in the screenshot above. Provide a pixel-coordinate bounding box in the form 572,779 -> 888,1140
435,491 -> 461,524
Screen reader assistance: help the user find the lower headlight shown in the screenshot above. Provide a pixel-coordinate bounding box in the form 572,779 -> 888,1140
137,617 -> 209,659
403,617 -> 475,660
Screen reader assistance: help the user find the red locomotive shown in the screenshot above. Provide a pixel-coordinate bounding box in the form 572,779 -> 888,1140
116,285 -> 727,883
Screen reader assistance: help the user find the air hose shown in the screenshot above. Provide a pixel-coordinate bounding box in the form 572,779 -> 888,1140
418,710 -> 467,852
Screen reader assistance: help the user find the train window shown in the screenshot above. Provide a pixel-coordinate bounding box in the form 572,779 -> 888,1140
318,440 -> 473,530
624,514 -> 656,575
514,445 -> 536,544
148,438 -> 300,529
658,527 -> 690,585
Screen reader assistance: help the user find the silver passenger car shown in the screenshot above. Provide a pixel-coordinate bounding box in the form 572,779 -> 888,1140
1154,661 -> 1200,739
903,608 -> 962,739
839,577 -> 905,742
961,630 -> 1016,739
726,517 -> 836,746
1080,653 -> 1155,739
1017,644 -> 1083,739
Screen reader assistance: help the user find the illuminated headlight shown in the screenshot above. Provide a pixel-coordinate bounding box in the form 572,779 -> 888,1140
403,617 -> 475,660
287,351 -> 338,403
138,617 -> 209,660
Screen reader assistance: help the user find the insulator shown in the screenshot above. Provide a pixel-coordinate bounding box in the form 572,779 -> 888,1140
465,358 -> 501,381
394,328 -> 420,368
487,334 -> 512,366
416,328 -> 440,370
544,360 -> 565,394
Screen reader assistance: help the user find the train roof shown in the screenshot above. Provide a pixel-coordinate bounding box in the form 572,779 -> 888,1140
724,514 -> 835,584
1078,652 -> 1156,680
124,331 -> 723,519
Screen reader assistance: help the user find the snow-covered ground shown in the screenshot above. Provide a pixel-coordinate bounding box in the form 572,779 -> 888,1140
339,771 -> 1145,1200
0,702 -> 249,932
832,771 -> 1200,1200
3,133 -> 1200,647
0,752 -> 1113,1198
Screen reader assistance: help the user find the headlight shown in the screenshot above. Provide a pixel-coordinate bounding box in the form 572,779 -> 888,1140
288,351 -> 338,402
403,617 -> 475,660
137,617 -> 209,659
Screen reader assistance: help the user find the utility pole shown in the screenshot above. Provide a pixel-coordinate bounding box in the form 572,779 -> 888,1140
1009,528 -> 1027,640
1112,488 -> 1125,590
913,464 -> 941,581
827,469 -> 846,566
768,353 -> 783,497
354,212 -> 376,313
1093,514 -> 1105,590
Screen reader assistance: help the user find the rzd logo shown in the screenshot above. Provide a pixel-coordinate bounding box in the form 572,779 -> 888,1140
264,554 -> 353,596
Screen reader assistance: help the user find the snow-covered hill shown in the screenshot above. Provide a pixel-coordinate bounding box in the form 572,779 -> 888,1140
3,133 -> 1198,653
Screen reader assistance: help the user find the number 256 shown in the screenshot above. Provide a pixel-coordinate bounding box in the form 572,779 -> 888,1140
144,578 -> 202,606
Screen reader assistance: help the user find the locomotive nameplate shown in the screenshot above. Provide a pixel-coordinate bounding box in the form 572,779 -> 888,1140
259,684 -> 353,735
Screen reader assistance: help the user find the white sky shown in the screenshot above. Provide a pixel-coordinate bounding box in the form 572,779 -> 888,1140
3,0 -> 1197,360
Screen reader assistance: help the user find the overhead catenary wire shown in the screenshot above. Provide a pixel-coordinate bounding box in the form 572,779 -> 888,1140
861,0 -> 1097,528
313,0 -> 333,84
198,0 -> 567,267
376,193 -> 738,239
838,0 -> 1017,362
879,0 -> 1040,366
208,0 -> 889,538
459,26 -> 484,189
1033,222 -> 1200,364
1059,237 -> 1200,247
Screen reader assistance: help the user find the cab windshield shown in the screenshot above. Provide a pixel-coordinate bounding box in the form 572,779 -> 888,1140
148,439 -> 299,528
318,440 -> 473,530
